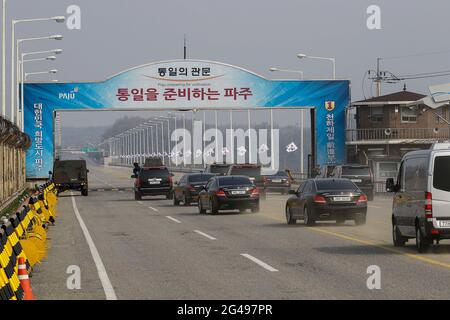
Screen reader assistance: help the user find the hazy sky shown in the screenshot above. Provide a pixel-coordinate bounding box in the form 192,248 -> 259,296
9,0 -> 450,127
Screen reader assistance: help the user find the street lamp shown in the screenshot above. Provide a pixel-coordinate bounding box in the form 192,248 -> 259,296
19,55 -> 57,130
269,67 -> 304,79
297,53 -> 336,79
13,34 -> 63,125
9,15 -> 65,122
25,69 -> 58,80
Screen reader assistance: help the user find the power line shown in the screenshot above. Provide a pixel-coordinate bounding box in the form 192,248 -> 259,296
380,49 -> 450,61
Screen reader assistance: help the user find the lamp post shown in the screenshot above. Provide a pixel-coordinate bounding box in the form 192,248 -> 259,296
10,16 -> 65,122
155,116 -> 171,166
20,55 -> 57,130
13,34 -> 62,125
165,113 -> 179,166
297,53 -> 336,79
24,69 -> 58,81
269,67 -> 304,79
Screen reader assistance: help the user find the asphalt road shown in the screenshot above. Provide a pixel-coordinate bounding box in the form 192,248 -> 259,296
31,164 -> 450,299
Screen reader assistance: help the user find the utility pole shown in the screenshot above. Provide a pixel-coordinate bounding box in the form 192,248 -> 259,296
376,58 -> 381,97
183,34 -> 187,60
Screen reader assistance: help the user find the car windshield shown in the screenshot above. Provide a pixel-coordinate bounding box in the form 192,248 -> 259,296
433,156 -> 450,192
218,176 -> 252,186
315,179 -> 357,191
188,174 -> 215,183
272,171 -> 288,177
139,168 -> 169,179
341,167 -> 370,176
230,166 -> 260,177
209,165 -> 230,175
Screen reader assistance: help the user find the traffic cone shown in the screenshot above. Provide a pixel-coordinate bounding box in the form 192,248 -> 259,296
17,257 -> 35,300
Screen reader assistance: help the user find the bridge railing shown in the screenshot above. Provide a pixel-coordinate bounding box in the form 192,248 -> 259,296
0,116 -> 31,210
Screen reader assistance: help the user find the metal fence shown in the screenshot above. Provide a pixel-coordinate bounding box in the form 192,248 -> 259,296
0,116 -> 31,209
346,127 -> 450,142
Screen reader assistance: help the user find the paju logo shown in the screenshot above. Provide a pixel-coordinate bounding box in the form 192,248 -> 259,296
325,101 -> 335,112
59,87 -> 79,100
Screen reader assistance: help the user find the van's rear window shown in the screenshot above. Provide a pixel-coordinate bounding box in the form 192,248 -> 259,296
433,156 -> 450,192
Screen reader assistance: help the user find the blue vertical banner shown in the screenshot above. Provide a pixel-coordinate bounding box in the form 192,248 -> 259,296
24,59 -> 350,178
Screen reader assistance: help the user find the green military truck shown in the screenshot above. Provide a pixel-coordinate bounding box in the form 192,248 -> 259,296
50,159 -> 89,196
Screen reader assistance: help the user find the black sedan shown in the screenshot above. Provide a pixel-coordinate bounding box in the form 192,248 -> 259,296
198,175 -> 260,214
285,178 -> 367,226
264,170 -> 292,194
173,173 -> 215,206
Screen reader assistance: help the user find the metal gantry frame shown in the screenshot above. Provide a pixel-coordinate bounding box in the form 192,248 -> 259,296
95,108 -> 309,174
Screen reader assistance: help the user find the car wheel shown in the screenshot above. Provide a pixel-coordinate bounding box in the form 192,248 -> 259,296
134,191 -> 142,201
81,188 -> 88,196
183,194 -> 190,206
173,195 -> 180,206
416,224 -> 431,253
211,199 -> 219,215
354,215 -> 366,226
392,219 -> 407,247
303,206 -> 315,226
285,206 -> 296,225
198,202 -> 206,214
251,205 -> 260,213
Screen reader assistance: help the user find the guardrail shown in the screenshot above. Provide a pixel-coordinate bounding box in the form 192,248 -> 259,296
0,181 -> 58,300
0,116 -> 31,208
346,127 -> 450,142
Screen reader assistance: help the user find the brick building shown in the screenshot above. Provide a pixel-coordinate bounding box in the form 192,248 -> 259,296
346,88 -> 450,191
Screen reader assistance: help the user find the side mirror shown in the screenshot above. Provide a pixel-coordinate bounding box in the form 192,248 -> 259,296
86,169 -> 90,173
48,171 -> 53,175
131,175 -> 137,179
170,173 -> 175,177
386,178 -> 396,192
288,189 -> 297,195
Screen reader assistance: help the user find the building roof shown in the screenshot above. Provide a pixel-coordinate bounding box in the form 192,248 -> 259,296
352,90 -> 426,106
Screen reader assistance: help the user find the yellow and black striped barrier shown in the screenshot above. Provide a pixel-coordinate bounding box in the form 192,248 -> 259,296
0,182 -> 59,300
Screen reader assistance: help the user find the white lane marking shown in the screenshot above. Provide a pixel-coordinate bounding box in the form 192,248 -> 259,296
119,190 -> 124,193
166,216 -> 181,223
369,205 -> 381,209
137,201 -> 144,205
240,253 -> 279,272
194,230 -> 217,240
71,194 -> 117,300
148,206 -> 159,212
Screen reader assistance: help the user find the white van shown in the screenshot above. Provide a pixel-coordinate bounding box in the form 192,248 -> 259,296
386,143 -> 450,253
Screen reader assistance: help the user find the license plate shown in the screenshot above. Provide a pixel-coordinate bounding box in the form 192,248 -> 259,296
351,179 -> 362,183
231,190 -> 246,195
439,221 -> 450,228
272,179 -> 282,183
334,196 -> 351,202
148,179 -> 161,184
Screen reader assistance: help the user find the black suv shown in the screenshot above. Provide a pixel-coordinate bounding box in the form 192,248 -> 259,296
51,159 -> 89,196
132,166 -> 174,200
226,164 -> 266,199
333,164 -> 374,201
205,163 -> 231,176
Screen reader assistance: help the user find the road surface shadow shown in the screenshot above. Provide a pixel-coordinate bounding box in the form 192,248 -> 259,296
315,245 -> 395,255
58,194 -> 82,198
262,222 -> 359,228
